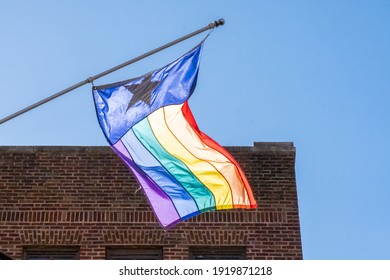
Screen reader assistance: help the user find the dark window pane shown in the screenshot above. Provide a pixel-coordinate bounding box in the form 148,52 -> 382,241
106,247 -> 163,260
189,246 -> 246,260
23,247 -> 79,260
0,252 -> 12,260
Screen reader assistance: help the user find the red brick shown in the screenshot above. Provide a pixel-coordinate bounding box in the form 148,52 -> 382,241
0,143 -> 302,259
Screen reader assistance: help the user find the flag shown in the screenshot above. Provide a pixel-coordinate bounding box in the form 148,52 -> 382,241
92,43 -> 257,229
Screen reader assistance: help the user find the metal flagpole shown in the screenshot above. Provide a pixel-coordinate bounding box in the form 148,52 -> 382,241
0,19 -> 225,125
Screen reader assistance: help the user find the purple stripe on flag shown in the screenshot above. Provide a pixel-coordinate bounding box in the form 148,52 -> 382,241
112,140 -> 181,228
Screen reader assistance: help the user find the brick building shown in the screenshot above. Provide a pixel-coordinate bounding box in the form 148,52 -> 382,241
0,142 -> 302,260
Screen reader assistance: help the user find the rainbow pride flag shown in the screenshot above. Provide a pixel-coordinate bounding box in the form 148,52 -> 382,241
92,43 -> 257,228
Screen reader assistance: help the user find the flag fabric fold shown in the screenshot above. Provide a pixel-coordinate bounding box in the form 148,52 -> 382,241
92,43 -> 257,229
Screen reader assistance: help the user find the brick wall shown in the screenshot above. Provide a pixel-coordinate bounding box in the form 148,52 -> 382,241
0,142 -> 302,259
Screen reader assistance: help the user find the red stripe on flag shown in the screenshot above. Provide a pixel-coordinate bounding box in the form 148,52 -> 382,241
181,102 -> 257,208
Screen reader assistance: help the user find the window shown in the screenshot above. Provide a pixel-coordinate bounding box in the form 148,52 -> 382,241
0,251 -> 12,260
189,246 -> 246,260
106,247 -> 163,260
23,247 -> 80,260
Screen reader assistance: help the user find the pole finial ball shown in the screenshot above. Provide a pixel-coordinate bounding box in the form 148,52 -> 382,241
214,18 -> 225,27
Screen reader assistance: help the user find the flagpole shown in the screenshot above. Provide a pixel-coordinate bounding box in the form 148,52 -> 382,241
0,19 -> 225,125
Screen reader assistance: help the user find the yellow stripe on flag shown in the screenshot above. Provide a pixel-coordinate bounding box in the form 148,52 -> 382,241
147,107 -> 234,209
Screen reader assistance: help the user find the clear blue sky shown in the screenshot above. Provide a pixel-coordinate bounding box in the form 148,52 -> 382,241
1,0 -> 389,259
